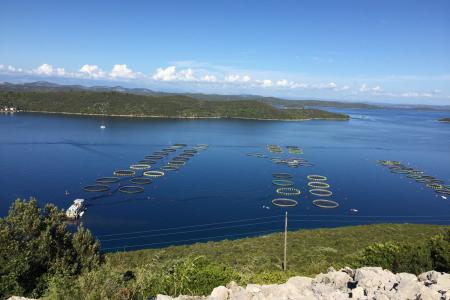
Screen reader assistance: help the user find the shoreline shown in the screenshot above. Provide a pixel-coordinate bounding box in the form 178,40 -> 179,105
19,110 -> 350,122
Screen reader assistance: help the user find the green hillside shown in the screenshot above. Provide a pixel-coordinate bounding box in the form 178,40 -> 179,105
0,91 -> 349,120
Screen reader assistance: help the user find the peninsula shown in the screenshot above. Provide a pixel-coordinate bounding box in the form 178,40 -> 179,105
0,90 -> 349,121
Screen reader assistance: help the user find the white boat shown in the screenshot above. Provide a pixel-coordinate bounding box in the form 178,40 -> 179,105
100,124 -> 106,129
350,208 -> 358,212
66,199 -> 85,220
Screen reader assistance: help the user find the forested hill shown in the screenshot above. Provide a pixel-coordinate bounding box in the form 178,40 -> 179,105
0,91 -> 349,120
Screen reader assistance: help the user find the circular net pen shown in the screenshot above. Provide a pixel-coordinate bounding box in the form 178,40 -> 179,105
162,148 -> 177,152
168,160 -> 186,166
161,165 -> 179,171
307,175 -> 328,181
145,155 -> 164,160
179,153 -> 195,158
272,179 -> 294,187
130,164 -> 151,170
83,184 -> 110,192
119,185 -> 145,194
313,199 -> 339,209
113,170 -> 136,177
143,170 -> 165,178
153,151 -> 169,156
273,173 -> 293,179
96,177 -> 120,184
139,159 -> 158,165
130,178 -> 152,185
309,189 -> 333,197
276,187 -> 301,196
272,198 -> 298,207
172,143 -> 187,148
308,181 -> 330,189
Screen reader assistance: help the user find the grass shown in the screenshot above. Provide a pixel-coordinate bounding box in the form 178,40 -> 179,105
107,223 -> 448,278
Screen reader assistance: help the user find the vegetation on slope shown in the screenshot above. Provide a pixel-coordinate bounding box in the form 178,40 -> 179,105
2,199 -> 449,299
0,91 -> 349,120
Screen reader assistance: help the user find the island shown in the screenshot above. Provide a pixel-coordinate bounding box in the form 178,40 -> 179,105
439,117 -> 450,123
0,90 -> 349,121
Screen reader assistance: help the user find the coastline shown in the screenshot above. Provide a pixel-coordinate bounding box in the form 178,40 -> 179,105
20,110 -> 350,122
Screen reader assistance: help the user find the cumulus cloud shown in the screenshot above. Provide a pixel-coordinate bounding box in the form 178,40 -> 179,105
225,74 -> 240,82
109,64 -> 135,79
153,66 -> 177,81
259,79 -> 273,87
33,64 -> 54,75
359,83 -> 382,93
201,74 -> 217,82
79,64 -> 105,78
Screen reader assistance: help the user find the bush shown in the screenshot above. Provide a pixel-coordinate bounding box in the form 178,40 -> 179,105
429,230 -> 450,272
360,231 -> 450,274
133,256 -> 237,298
0,198 -> 103,299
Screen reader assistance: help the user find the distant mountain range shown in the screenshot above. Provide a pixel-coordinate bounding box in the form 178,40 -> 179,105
1,81 -> 449,111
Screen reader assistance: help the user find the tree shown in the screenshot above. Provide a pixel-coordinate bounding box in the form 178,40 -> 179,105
0,198 -> 103,298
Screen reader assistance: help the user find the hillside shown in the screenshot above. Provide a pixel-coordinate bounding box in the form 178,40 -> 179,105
0,91 -> 349,120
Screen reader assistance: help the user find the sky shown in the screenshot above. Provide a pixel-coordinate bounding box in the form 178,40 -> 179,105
1,0 -> 449,104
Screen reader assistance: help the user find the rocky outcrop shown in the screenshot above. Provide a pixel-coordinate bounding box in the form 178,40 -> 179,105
155,267 -> 450,300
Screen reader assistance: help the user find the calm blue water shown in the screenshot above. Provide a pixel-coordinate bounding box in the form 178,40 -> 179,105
1,109 -> 449,251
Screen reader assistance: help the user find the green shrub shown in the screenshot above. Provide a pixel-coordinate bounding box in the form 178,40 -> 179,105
0,198 -> 103,299
360,242 -> 431,274
429,230 -> 450,272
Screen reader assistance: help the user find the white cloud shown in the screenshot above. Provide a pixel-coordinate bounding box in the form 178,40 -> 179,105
201,74 -> 217,82
153,66 -> 177,81
242,75 -> 251,82
79,64 -> 105,78
260,79 -> 273,87
359,83 -> 382,93
178,68 -> 195,81
109,64 -> 135,79
276,79 -> 290,87
225,74 -> 240,82
34,64 -> 54,75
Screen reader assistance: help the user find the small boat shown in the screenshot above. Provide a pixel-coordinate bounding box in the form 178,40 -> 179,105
350,208 -> 358,213
66,199 -> 85,220
442,196 -> 447,200
65,190 -> 70,196
100,124 -> 106,129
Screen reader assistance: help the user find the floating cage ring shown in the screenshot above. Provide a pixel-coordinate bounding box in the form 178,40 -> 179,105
139,159 -> 157,165
272,198 -> 298,207
276,187 -> 301,196
119,185 -> 145,194
143,170 -> 165,178
113,170 -> 136,177
313,199 -> 339,209
308,181 -> 331,189
153,151 -> 169,156
95,177 -> 120,184
130,164 -> 151,170
161,165 -> 179,171
427,183 -> 443,190
272,179 -> 294,187
272,173 -> 293,179
145,155 -> 164,160
173,156 -> 189,161
435,188 -> 450,195
307,175 -> 328,181
168,160 -> 186,166
309,189 -> 333,197
83,184 -> 110,192
173,143 -> 187,148
130,178 -> 152,185
162,148 -> 177,152
183,149 -> 198,154
179,153 -> 195,157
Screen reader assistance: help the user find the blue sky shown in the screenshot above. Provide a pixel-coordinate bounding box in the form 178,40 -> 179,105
1,0 -> 449,104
